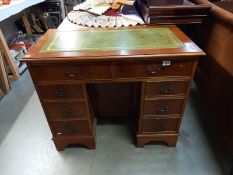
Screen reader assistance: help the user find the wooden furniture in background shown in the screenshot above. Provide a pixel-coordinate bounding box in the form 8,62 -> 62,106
193,0 -> 233,155
136,0 -> 211,25
22,26 -> 205,151
0,29 -> 20,80
0,0 -> 45,22
0,0 -> 49,82
21,12 -> 32,35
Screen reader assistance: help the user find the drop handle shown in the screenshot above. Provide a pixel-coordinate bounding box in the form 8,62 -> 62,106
55,88 -> 66,97
156,105 -> 168,113
65,67 -> 79,77
64,125 -> 76,135
147,65 -> 161,74
155,121 -> 164,131
57,126 -> 75,136
160,85 -> 172,94
61,108 -> 72,117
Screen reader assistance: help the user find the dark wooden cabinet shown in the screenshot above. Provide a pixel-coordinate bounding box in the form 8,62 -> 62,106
194,0 -> 233,155
135,0 -> 211,25
22,26 -> 205,151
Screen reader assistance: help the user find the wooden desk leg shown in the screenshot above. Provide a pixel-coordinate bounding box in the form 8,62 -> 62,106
136,139 -> 145,148
53,135 -> 96,151
167,140 -> 177,147
52,117 -> 96,151
137,134 -> 178,148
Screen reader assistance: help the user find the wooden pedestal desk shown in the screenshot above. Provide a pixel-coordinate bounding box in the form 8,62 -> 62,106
22,26 -> 205,151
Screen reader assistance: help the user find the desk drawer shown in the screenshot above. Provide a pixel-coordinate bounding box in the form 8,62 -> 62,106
52,121 -> 90,136
38,84 -> 84,100
44,101 -> 88,120
30,63 -> 111,81
142,118 -> 179,133
144,98 -> 184,115
115,60 -> 194,78
145,81 -> 189,97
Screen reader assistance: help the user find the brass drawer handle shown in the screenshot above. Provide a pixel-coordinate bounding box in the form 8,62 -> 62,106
56,126 -> 76,136
155,121 -> 164,131
64,125 -> 76,135
147,65 -> 161,74
160,85 -> 172,94
55,88 -> 66,97
65,67 -> 79,77
156,105 -> 168,112
61,108 -> 72,117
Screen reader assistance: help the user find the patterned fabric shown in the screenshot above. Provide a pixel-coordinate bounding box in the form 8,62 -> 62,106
67,0 -> 144,27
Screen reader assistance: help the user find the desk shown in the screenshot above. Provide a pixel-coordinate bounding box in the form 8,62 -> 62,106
22,26 -> 205,151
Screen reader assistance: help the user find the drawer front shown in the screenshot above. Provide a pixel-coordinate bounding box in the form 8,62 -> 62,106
30,63 -> 111,81
52,121 -> 90,136
115,60 -> 194,78
145,81 -> 189,97
44,101 -> 88,120
144,98 -> 184,115
38,84 -> 84,100
142,118 -> 179,133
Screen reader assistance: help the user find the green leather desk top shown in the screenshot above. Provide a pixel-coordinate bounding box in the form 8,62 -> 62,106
41,28 -> 184,52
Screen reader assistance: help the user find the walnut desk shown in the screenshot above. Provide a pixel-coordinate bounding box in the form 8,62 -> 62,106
22,26 -> 205,151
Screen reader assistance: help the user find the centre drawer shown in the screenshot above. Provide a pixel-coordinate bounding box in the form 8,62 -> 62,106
143,98 -> 184,115
38,84 -> 84,100
51,120 -> 90,136
142,118 -> 179,133
115,59 -> 194,78
44,101 -> 88,120
30,63 -> 111,81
